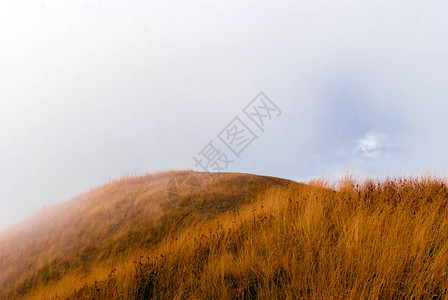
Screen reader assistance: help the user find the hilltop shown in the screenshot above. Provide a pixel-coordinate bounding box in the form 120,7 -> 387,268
0,171 -> 294,299
1,171 -> 448,299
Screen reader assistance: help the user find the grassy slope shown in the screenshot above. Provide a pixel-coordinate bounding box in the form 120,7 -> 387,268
0,171 -> 291,299
1,172 -> 448,299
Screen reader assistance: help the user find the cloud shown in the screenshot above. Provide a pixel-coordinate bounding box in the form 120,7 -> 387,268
355,132 -> 385,158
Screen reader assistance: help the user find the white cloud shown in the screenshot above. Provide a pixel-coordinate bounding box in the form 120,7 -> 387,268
355,132 -> 385,158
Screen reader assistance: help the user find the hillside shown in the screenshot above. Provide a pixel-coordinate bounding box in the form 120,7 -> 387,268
1,171 -> 448,298
0,171 -> 293,299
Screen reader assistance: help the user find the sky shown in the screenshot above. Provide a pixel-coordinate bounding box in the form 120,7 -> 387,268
1,0 -> 447,230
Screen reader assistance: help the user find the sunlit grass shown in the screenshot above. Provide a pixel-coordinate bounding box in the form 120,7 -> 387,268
1,172 -> 448,299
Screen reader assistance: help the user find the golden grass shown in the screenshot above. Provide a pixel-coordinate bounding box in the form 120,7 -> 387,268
1,172 -> 448,299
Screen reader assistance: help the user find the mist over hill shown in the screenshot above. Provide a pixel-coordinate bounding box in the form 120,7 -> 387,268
0,171 -> 292,299
1,171 -> 448,299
